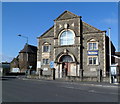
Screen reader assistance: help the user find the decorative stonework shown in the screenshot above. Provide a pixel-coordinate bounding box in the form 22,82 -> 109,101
59,24 -> 62,29
63,49 -> 67,54
64,23 -> 68,29
71,23 -> 74,27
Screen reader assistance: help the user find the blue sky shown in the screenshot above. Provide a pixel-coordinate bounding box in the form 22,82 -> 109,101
2,2 -> 118,61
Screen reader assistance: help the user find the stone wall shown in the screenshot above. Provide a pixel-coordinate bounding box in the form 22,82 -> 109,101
82,32 -> 106,77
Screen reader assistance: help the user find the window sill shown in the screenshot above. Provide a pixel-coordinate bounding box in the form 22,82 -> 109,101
42,52 -> 50,53
87,64 -> 99,66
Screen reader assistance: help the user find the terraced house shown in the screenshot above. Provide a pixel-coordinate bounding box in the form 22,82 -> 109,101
37,11 -> 115,80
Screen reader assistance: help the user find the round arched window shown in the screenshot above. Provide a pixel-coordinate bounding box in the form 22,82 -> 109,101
60,30 -> 74,45
60,55 -> 73,62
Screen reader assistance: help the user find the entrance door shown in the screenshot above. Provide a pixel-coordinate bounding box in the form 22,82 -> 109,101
60,55 -> 73,77
62,62 -> 69,77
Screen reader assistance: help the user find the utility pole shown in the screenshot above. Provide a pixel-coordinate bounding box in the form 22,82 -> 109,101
108,28 -> 112,83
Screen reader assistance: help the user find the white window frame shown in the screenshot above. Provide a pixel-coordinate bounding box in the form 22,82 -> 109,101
42,43 -> 50,53
59,29 -> 75,46
87,42 -> 98,50
42,59 -> 49,65
87,56 -> 98,65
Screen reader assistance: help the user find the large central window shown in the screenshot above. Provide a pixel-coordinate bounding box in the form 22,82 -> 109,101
60,30 -> 74,45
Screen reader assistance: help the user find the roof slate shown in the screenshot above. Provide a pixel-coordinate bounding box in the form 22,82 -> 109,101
19,44 -> 37,53
82,21 -> 102,33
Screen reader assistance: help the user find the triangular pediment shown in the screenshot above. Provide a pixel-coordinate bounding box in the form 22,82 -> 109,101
54,10 -> 81,21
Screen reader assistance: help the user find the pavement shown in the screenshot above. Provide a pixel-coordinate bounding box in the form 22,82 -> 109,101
1,75 -> 120,88
18,76 -> 120,88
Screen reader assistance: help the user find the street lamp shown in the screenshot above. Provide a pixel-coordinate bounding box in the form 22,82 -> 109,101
18,34 -> 28,44
18,34 -> 28,73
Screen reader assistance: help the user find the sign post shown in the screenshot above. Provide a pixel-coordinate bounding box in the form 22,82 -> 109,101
29,66 -> 32,75
50,61 -> 55,80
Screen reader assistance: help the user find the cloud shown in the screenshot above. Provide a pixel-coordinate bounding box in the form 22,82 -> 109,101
102,18 -> 118,24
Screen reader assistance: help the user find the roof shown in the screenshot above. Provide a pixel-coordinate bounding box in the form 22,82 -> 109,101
10,55 -> 19,63
38,10 -> 104,38
54,10 -> 81,21
115,52 -> 120,57
37,26 -> 54,39
82,21 -> 103,33
19,44 -> 37,53
38,22 -> 103,38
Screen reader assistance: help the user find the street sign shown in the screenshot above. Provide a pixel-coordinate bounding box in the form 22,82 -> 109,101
50,61 -> 54,68
29,66 -> 32,69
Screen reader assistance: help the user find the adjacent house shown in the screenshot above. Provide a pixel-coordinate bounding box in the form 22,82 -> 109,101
10,55 -> 19,72
10,44 -> 37,73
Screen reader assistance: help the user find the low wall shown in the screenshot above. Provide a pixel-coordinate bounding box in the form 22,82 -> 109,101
27,75 -> 53,80
27,75 -> 110,82
65,76 -> 100,82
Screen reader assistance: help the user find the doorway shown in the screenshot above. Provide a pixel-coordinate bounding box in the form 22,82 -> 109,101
59,55 -> 73,78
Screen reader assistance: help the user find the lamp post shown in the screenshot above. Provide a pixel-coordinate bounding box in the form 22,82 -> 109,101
18,34 -> 28,44
108,28 -> 112,83
18,34 -> 28,73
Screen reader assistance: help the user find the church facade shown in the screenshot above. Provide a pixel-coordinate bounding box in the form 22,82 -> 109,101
37,11 -> 115,79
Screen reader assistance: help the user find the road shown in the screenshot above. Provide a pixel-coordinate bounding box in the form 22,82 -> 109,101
2,77 -> 119,102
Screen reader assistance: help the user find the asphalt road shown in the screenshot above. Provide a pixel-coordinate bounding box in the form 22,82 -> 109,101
2,77 -> 119,102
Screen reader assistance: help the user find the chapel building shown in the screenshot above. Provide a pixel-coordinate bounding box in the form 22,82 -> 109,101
37,11 -> 115,79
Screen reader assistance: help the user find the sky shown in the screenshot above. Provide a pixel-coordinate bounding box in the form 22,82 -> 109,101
2,2 -> 118,62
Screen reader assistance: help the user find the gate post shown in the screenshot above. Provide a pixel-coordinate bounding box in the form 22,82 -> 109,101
51,68 -> 55,80
79,69 -> 84,81
39,68 -> 43,79
97,69 -> 102,82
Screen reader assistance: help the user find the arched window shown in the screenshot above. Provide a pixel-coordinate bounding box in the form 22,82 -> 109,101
60,30 -> 74,45
87,39 -> 98,50
60,55 -> 73,62
42,42 -> 50,52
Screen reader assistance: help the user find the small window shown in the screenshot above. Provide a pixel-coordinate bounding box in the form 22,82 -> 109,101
88,42 -> 98,50
42,59 -> 49,65
89,43 -> 93,50
88,57 -> 98,65
43,45 -> 50,52
93,57 -> 97,64
93,43 -> 97,50
89,57 -> 92,64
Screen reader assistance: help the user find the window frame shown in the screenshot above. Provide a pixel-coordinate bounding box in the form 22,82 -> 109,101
88,56 -> 98,65
42,58 -> 49,65
59,29 -> 75,46
87,41 -> 98,50
42,43 -> 50,53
